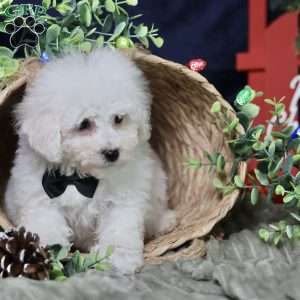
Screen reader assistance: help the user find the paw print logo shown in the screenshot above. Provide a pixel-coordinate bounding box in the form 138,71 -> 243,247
5,16 -> 45,49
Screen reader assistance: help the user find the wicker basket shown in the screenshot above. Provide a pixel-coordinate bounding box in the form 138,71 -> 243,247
0,49 -> 246,264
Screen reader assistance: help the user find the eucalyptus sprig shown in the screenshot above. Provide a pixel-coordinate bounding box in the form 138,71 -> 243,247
48,244 -> 113,281
189,85 -> 300,245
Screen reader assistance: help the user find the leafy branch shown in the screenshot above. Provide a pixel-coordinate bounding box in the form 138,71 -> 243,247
189,86 -> 300,245
48,244 -> 113,281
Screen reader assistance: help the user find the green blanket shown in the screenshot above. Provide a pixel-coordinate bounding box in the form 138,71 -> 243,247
0,229 -> 299,300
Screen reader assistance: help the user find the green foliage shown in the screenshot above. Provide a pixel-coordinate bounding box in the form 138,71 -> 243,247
0,0 -> 163,86
48,244 -> 113,281
0,46 -> 19,89
189,86 -> 300,245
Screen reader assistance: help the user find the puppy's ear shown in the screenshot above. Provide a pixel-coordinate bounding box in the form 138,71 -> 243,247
20,112 -> 62,163
138,112 -> 152,142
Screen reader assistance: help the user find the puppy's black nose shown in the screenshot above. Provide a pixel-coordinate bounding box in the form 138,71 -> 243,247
102,149 -> 119,162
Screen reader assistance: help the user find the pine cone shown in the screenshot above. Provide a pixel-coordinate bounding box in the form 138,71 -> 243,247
0,227 -> 50,280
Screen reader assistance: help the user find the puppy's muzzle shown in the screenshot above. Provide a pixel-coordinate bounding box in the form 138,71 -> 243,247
101,149 -> 120,162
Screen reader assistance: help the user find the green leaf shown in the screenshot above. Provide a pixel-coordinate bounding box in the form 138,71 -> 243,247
252,127 -> 264,140
286,225 -> 293,239
283,194 -> 295,203
82,252 -> 98,270
273,233 -> 281,246
292,154 -> 300,163
0,46 -> 13,57
50,268 -> 65,279
250,186 -> 259,205
96,35 -> 104,47
71,250 -> 84,272
295,185 -> 300,194
290,212 -> 300,222
0,0 -> 13,13
79,41 -> 92,53
293,226 -> 300,238
126,0 -> 138,6
224,118 -> 239,133
138,36 -> 149,48
0,57 -> 19,78
55,275 -> 67,282
269,158 -> 283,178
108,21 -> 126,41
283,156 -> 294,175
105,0 -> 115,12
234,175 -> 244,188
42,0 -> 51,9
211,101 -> 221,113
102,14 -> 114,33
241,103 -> 260,119
274,103 -> 285,116
254,168 -> 269,186
188,159 -> 202,169
264,98 -> 275,105
46,24 -> 61,44
268,141 -> 276,156
94,262 -> 111,271
269,224 -> 279,231
51,261 -> 64,272
275,185 -> 285,196
235,85 -> 256,105
91,0 -> 100,12
69,27 -> 85,44
134,24 -> 148,38
271,131 -> 289,140
216,154 -> 225,173
237,112 -> 250,130
56,246 -> 70,261
222,185 -> 237,196
79,3 -> 92,27
252,141 -> 265,151
56,0 -> 74,15
258,228 -> 270,242
105,245 -> 114,257
213,178 -> 224,189
115,36 -> 130,48
149,36 -> 164,48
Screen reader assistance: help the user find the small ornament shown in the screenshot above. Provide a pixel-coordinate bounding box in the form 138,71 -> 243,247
186,58 -> 207,72
235,85 -> 256,106
0,227 -> 50,280
40,52 -> 49,64
290,126 -> 300,140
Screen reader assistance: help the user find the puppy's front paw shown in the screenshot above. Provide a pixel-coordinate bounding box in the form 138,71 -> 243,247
111,250 -> 144,275
92,245 -> 143,275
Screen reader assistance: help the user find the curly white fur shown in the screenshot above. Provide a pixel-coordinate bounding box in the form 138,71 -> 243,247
4,49 -> 176,274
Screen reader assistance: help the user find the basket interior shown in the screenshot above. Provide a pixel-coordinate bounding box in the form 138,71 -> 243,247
0,54 -> 241,260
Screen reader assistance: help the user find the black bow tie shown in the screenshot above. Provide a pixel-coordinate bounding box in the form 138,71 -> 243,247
42,170 -> 99,199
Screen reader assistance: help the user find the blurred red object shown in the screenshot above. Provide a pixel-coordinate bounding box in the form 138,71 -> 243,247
236,0 -> 299,130
186,58 -> 207,72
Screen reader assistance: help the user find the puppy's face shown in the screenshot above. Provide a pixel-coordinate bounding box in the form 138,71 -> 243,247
17,49 -> 151,173
60,104 -> 141,171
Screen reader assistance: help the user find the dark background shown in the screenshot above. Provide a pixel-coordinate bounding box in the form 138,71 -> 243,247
10,0 -> 284,102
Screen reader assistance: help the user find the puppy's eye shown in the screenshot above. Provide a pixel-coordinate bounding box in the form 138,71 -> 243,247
114,115 -> 124,125
78,118 -> 91,131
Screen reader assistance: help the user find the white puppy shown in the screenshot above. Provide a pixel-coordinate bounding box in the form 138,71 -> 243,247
4,49 -> 176,274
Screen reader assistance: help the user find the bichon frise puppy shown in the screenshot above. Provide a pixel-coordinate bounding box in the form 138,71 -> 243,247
4,49 -> 177,274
